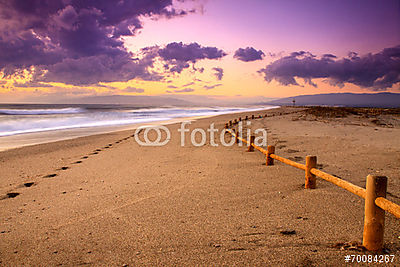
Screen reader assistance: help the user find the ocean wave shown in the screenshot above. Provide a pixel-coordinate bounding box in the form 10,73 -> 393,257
0,116 -> 170,137
0,107 -> 86,115
0,106 -> 278,136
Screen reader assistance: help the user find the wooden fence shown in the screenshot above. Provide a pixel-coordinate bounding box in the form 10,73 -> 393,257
224,115 -> 400,252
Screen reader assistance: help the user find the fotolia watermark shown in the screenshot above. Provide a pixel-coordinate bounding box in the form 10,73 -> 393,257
134,121 -> 267,147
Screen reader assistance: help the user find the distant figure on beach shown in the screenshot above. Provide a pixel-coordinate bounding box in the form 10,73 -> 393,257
292,99 -> 296,106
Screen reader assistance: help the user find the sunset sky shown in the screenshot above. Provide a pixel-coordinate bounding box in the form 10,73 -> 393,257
0,0 -> 399,103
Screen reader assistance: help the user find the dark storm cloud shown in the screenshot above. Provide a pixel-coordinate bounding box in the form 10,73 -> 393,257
258,45 -> 400,90
0,0 -> 195,85
212,67 -> 224,80
234,47 -> 265,62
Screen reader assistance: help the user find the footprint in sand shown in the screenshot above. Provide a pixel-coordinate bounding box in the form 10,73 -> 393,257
73,161 -> 82,164
5,192 -> 20,198
23,182 -> 35,187
59,167 -> 69,171
288,156 -> 304,162
81,156 -> 89,159
1,192 -> 20,199
286,149 -> 299,153
43,174 -> 57,178
90,152 -> 98,155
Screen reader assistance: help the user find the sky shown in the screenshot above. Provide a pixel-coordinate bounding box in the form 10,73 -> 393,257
0,0 -> 399,103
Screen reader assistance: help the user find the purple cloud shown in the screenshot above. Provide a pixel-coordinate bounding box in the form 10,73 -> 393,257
159,42 -> 227,62
182,82 -> 195,87
212,67 -> 224,80
204,84 -> 222,90
234,47 -> 265,62
0,0 -> 195,85
13,82 -> 53,88
123,87 -> 144,93
159,42 -> 227,74
174,88 -> 195,93
258,45 -> 400,90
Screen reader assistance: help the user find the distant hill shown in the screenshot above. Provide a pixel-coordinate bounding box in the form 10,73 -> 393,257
261,93 -> 400,108
55,94 -> 276,106
57,95 -> 193,106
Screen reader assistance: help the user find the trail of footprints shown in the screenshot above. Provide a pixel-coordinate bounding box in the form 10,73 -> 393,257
2,133 -> 138,200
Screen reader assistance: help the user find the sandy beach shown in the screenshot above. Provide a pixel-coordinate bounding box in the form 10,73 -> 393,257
1,106 -> 399,266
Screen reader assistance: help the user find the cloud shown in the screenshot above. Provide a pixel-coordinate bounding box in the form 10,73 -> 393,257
258,45 -> 400,90
159,42 -> 227,62
13,82 -> 54,88
212,67 -> 224,80
182,82 -> 195,87
174,88 -> 195,93
0,0 -> 196,85
234,47 -> 265,62
159,42 -> 227,74
204,84 -> 222,90
167,85 -> 178,88
41,53 -> 162,85
123,87 -> 144,93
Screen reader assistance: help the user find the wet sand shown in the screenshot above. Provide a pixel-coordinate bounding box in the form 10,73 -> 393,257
1,107 -> 399,266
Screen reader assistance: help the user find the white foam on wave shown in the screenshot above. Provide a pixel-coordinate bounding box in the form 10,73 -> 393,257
0,107 -> 86,115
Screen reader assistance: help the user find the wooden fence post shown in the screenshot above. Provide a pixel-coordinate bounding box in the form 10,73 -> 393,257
245,115 -> 248,120
266,145 -> 275,165
247,135 -> 255,152
305,156 -> 317,189
239,117 -> 242,121
229,120 -> 232,126
247,135 -> 256,152
363,175 -> 387,251
235,128 -> 240,144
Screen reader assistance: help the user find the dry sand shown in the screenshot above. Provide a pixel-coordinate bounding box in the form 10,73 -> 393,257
1,107 -> 399,266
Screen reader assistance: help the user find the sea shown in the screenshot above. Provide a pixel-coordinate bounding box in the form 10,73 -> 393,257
0,104 -> 278,151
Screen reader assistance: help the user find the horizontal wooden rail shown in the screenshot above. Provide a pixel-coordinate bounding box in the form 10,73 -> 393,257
271,154 -> 306,171
375,197 -> 400,219
224,116 -> 400,251
310,168 -> 366,199
253,145 -> 267,154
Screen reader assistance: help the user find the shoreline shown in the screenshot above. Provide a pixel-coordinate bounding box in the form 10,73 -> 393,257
0,106 -> 279,152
